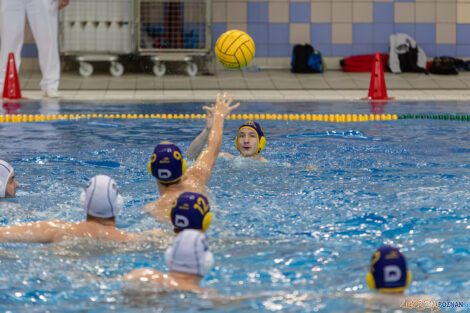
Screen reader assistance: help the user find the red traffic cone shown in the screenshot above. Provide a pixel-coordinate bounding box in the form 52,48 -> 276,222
362,52 -> 393,101
2,53 -> 22,99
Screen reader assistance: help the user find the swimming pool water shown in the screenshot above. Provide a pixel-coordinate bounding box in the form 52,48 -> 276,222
1,100 -> 469,312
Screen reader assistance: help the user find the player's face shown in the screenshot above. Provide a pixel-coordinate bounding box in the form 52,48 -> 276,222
238,129 -> 258,156
5,172 -> 18,198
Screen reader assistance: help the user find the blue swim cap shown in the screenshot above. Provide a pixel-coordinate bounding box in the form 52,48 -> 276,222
366,245 -> 412,292
148,142 -> 187,184
169,192 -> 211,232
235,121 -> 266,155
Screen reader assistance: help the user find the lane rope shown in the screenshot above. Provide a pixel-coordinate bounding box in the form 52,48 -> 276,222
0,113 -> 469,123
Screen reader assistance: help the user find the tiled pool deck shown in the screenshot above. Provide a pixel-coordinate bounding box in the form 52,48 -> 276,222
17,65 -> 470,102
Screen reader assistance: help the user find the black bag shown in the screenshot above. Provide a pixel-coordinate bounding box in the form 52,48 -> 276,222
398,47 -> 428,73
454,58 -> 470,72
429,57 -> 458,75
291,44 -> 323,73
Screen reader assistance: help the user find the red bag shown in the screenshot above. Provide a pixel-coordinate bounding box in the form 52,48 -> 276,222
340,54 -> 389,72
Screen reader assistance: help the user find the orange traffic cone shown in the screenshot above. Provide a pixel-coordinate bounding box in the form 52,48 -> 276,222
2,53 -> 22,99
362,52 -> 393,100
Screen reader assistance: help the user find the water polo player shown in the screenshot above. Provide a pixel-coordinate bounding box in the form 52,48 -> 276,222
0,160 -> 18,199
169,192 -> 211,233
188,119 -> 267,162
366,245 -> 412,293
144,92 -> 239,223
122,229 -> 214,292
0,175 -> 164,243
231,120 -> 267,161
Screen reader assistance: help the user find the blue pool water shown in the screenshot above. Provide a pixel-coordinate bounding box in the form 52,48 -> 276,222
0,100 -> 470,312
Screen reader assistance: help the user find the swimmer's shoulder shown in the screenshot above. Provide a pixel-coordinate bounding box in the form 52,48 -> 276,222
0,200 -> 22,209
219,153 -> 268,162
134,228 -> 170,241
143,201 -> 156,214
63,221 -> 132,242
144,187 -> 201,223
54,220 -> 92,241
122,267 -> 166,283
254,155 -> 268,162
219,152 -> 234,159
122,268 -> 209,292
180,174 -> 209,195
143,192 -> 173,218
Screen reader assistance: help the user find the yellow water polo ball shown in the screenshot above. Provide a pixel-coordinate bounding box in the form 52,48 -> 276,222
215,29 -> 255,69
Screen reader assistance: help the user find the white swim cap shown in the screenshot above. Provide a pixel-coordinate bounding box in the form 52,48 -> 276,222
165,229 -> 214,276
80,175 -> 123,218
0,160 -> 14,198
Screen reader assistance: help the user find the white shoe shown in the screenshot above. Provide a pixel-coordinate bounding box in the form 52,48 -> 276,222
45,88 -> 60,98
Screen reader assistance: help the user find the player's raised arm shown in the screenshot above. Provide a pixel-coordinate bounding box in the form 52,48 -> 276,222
187,93 -> 239,186
187,105 -> 214,161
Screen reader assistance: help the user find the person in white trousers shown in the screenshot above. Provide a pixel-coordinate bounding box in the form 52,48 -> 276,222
0,0 -> 69,98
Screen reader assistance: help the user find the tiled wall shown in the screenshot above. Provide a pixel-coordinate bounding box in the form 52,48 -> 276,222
213,0 -> 470,60
7,0 -> 470,68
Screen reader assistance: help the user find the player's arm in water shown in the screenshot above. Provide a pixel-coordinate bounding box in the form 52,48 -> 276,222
187,105 -> 214,161
185,92 -> 239,186
0,220 -> 167,243
0,220 -> 70,243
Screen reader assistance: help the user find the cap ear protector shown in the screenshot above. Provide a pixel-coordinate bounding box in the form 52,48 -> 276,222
366,271 -> 412,292
235,121 -> 266,156
168,192 -> 212,232
147,154 -> 155,174
148,142 -> 187,184
202,211 -> 211,231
